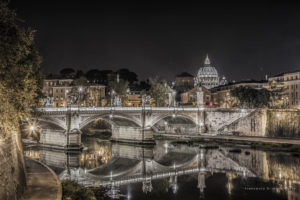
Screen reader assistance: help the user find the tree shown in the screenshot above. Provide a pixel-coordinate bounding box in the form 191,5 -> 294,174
86,69 -> 101,83
230,86 -> 272,108
148,77 -> 171,107
0,3 -> 43,134
116,68 -> 138,84
0,3 -> 43,199
86,69 -> 113,85
75,70 -> 85,78
62,180 -> 96,200
59,67 -> 75,78
68,76 -> 89,105
108,79 -> 129,95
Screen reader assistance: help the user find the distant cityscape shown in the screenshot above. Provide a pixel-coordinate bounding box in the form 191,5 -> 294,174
42,54 -> 300,109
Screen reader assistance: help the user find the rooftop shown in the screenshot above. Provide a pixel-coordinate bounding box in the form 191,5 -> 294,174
176,72 -> 194,78
270,69 -> 300,78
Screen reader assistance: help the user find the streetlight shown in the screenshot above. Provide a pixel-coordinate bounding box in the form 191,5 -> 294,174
111,90 -> 115,107
78,87 -> 84,107
29,125 -> 35,132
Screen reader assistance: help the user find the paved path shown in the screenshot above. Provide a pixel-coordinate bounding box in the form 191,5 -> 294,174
21,157 -> 62,200
156,133 -> 300,145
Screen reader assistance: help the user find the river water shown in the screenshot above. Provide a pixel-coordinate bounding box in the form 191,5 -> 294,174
24,137 -> 300,200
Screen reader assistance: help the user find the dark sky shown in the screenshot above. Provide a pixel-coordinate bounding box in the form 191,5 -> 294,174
8,1 -> 300,81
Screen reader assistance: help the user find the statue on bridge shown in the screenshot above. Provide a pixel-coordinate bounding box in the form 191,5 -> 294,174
168,90 -> 177,107
142,95 -> 151,107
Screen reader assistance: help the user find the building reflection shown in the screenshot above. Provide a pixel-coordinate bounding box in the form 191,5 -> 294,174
80,140 -> 112,169
24,148 -> 40,159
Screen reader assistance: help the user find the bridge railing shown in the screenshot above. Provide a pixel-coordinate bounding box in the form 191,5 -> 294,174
37,106 -> 254,113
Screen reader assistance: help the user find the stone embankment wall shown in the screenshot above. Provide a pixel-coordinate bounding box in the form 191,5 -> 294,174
0,130 -> 26,200
266,110 -> 300,138
225,109 -> 300,138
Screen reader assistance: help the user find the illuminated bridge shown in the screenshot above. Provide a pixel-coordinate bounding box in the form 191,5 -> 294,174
36,107 -> 254,149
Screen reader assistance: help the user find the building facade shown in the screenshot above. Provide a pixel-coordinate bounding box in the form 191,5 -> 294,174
175,72 -> 195,91
180,86 -> 212,107
268,70 -> 300,109
42,78 -> 105,108
122,92 -> 142,107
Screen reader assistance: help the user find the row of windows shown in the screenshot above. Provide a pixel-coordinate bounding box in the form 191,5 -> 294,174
45,81 -> 72,86
291,92 -> 298,98
287,84 -> 299,89
286,75 -> 299,81
290,101 -> 299,105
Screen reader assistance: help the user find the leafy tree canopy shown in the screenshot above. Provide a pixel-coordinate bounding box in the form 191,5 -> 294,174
230,86 -> 272,108
0,3 -> 43,133
108,79 -> 129,95
116,68 -> 138,84
86,69 -> 113,85
148,77 -> 171,107
59,67 -> 75,78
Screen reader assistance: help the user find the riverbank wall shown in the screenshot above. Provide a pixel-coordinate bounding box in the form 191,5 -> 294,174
224,109 -> 300,138
0,130 -> 26,199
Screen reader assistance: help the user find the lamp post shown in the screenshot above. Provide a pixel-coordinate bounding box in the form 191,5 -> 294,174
78,87 -> 83,108
111,90 -> 115,108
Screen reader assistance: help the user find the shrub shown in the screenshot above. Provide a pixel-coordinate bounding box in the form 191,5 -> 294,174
62,180 -> 96,200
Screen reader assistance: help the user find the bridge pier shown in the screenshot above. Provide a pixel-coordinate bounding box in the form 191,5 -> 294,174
39,128 -> 82,150
111,126 -> 155,145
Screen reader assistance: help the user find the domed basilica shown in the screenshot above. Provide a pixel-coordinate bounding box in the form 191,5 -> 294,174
195,54 -> 226,89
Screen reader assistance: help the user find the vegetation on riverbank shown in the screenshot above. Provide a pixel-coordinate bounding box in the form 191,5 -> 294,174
62,180 -> 96,200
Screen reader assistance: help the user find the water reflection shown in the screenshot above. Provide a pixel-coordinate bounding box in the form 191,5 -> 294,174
80,139 -> 112,169
24,138 -> 300,200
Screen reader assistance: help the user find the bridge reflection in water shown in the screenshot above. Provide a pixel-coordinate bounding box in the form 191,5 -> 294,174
24,139 -> 300,199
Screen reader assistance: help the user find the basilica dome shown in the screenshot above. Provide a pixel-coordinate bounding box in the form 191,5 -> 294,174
195,55 -> 219,89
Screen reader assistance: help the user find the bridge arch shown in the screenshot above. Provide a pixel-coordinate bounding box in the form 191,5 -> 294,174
79,113 -> 141,130
149,113 -> 197,128
37,117 -> 66,130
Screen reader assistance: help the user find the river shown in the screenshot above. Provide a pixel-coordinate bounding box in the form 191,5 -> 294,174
24,137 -> 300,200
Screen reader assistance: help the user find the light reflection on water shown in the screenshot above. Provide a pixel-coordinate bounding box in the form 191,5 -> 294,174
24,138 -> 300,200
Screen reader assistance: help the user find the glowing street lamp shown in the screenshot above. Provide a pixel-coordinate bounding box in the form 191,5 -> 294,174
29,125 -> 35,132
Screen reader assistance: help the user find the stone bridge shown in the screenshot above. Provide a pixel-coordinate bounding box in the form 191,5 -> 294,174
36,107 -> 253,149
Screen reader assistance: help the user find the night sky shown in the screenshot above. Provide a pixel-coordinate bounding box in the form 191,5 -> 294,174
8,1 -> 300,81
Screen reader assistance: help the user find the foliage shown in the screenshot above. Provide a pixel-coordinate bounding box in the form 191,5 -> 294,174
230,86 -> 272,108
86,69 -> 113,85
108,79 -> 129,95
0,3 -> 43,134
59,68 -> 75,78
68,76 -> 89,105
148,77 -> 171,107
116,68 -> 138,84
269,87 -> 285,108
62,180 -> 96,200
75,70 -> 84,78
